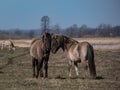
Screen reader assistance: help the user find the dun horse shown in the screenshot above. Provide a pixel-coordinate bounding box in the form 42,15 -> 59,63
51,34 -> 96,79
30,32 -> 51,78
1,40 -> 15,51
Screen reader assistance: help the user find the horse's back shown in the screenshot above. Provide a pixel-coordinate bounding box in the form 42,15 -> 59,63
68,41 -> 93,61
30,39 -> 44,59
2,40 -> 10,46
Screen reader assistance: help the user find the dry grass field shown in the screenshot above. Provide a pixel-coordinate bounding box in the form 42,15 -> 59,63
75,37 -> 120,50
1,37 -> 120,49
0,37 -> 120,49
0,37 -> 120,90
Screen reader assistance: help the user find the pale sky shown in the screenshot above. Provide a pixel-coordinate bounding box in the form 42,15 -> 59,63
0,0 -> 120,29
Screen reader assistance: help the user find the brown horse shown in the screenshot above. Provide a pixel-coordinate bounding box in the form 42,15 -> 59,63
30,32 -> 51,78
51,34 -> 96,79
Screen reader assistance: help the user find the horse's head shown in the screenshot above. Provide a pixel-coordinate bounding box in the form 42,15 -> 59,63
51,34 -> 65,54
10,40 -> 16,51
42,32 -> 51,53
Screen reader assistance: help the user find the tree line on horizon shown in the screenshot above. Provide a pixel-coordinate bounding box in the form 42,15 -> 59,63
0,16 -> 120,39
0,24 -> 120,39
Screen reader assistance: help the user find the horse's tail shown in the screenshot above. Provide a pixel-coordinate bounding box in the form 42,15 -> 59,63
88,45 -> 96,79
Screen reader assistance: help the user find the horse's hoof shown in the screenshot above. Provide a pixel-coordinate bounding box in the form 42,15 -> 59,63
33,76 -> 36,78
67,77 -> 71,79
33,74 -> 36,78
44,75 -> 48,78
40,74 -> 44,77
76,76 -> 79,79
91,76 -> 96,79
36,75 -> 38,79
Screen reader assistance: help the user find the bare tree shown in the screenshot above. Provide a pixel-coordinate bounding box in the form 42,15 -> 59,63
15,29 -> 22,36
64,24 -> 78,37
53,24 -> 60,34
28,30 -> 34,38
41,16 -> 50,34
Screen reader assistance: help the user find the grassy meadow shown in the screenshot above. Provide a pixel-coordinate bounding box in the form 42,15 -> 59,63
0,38 -> 120,90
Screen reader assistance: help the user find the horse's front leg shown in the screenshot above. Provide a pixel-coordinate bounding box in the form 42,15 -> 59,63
1,44 -> 4,50
68,60 -> 72,79
9,45 -> 11,51
74,61 -> 79,79
44,56 -> 49,78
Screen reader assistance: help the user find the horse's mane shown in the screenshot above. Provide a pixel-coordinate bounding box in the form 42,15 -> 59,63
10,41 -> 15,47
53,34 -> 78,51
62,35 -> 79,44
9,39 -> 15,47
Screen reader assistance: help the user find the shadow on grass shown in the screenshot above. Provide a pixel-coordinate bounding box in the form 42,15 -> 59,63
0,54 -> 4,57
0,71 -> 4,74
51,76 -> 85,80
48,75 -> 104,80
30,74 -> 104,80
96,76 -> 104,80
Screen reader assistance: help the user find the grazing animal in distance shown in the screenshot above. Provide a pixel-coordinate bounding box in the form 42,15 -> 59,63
30,32 -> 51,78
1,40 -> 15,51
51,34 -> 96,79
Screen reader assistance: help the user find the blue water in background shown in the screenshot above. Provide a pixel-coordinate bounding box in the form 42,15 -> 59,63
92,43 -> 119,46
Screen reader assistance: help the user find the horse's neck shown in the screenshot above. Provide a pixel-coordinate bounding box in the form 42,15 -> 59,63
64,39 -> 78,51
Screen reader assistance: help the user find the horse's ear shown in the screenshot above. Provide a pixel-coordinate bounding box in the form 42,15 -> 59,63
51,33 -> 54,37
42,32 -> 47,42
62,36 -> 66,51
54,35 -> 58,39
44,32 -> 47,34
42,35 -> 44,42
63,36 -> 69,43
51,35 -> 56,39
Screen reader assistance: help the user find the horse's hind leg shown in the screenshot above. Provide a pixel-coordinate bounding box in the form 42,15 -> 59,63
35,59 -> 43,77
82,60 -> 89,78
9,45 -> 11,51
74,61 -> 79,79
39,59 -> 43,77
32,57 -> 36,78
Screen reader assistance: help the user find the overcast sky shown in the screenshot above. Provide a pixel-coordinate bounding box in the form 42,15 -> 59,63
0,0 -> 120,29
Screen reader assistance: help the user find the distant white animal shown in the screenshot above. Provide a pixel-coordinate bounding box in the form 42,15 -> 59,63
1,40 -> 15,51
